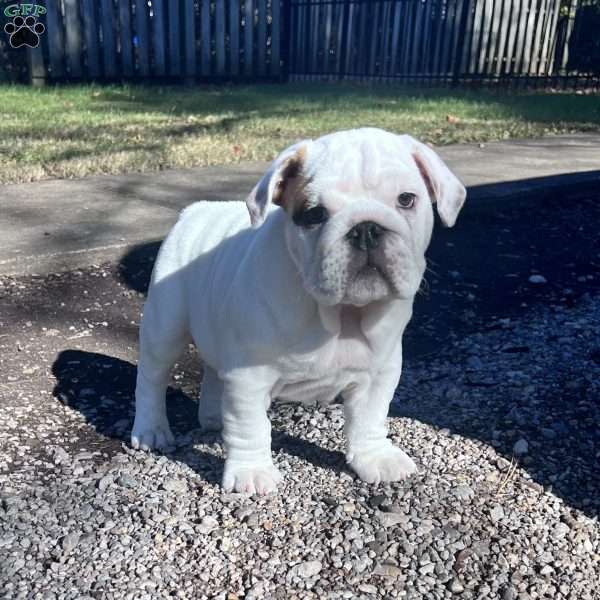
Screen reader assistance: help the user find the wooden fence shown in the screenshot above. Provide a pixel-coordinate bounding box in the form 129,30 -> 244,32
28,0 -> 281,83
16,0 -> 600,87
287,0 -> 598,85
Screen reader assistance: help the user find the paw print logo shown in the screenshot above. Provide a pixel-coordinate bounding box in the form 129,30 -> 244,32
4,15 -> 45,49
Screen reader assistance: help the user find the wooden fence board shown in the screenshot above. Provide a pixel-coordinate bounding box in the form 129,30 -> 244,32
229,0 -> 240,77
477,0 -> 493,73
459,0 -> 476,74
432,0 -> 446,75
168,0 -> 181,76
152,0 -> 167,76
503,0 -> 521,74
369,2 -> 381,76
468,0 -> 484,73
334,3 -> 346,75
343,3 -> 355,75
45,0 -> 65,78
119,0 -> 134,77
201,0 -> 211,75
215,0 -> 226,75
410,0 -> 423,74
512,0 -> 528,73
401,0 -> 413,74
530,0 -> 547,74
494,0 -> 512,75
520,0 -> 537,74
310,2 -> 320,76
324,3 -> 333,74
539,0 -> 556,75
389,1 -> 403,77
450,0 -> 465,75
63,0 -> 82,78
380,1 -> 392,77
486,0 -> 502,74
81,0 -> 100,78
441,0 -> 456,74
183,0 -> 197,79
100,0 -> 117,78
135,0 -> 150,76
546,0 -> 561,74
256,0 -> 266,76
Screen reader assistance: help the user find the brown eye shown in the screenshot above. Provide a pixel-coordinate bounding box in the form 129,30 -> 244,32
397,192 -> 416,209
293,205 -> 329,228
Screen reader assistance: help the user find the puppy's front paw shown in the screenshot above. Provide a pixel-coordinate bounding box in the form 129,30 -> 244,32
348,446 -> 417,485
131,415 -> 175,452
222,460 -> 282,495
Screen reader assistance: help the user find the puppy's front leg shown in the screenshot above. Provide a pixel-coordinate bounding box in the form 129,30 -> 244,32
344,369 -> 417,485
221,370 -> 282,495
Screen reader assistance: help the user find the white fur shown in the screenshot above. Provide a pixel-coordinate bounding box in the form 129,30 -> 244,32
131,128 -> 466,494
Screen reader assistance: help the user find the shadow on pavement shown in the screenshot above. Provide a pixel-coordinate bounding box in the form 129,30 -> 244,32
51,350 -> 347,485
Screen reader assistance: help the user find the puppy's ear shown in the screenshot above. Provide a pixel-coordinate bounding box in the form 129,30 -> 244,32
246,141 -> 311,228
409,137 -> 466,228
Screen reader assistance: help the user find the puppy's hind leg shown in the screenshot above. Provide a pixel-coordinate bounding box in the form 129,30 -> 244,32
131,292 -> 189,452
198,366 -> 223,432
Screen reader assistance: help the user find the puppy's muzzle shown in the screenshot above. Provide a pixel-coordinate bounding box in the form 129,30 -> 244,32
346,221 -> 384,252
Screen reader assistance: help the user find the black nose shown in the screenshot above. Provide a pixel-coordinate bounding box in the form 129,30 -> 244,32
346,221 -> 383,251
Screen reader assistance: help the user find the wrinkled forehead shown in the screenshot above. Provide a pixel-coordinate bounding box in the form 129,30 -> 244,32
306,131 -> 419,196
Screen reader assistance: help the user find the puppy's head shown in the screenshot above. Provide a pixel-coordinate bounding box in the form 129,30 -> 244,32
246,128 -> 466,307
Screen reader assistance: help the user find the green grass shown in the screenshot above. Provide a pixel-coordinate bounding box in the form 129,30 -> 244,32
1,82 -> 599,184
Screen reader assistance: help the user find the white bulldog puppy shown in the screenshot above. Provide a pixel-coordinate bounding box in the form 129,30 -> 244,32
131,127 -> 466,495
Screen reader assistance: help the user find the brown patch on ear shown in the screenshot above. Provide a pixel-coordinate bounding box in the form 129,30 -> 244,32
272,147 -> 310,213
412,150 -> 440,203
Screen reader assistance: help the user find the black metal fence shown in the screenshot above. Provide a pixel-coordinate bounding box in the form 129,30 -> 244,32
287,0 -> 600,88
2,0 -> 599,89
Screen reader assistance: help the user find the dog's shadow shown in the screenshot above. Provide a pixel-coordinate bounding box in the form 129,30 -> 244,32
51,349 -> 347,484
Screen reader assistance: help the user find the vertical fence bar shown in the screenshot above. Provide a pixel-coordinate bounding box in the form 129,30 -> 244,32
335,1 -> 346,76
432,0 -> 446,76
152,0 -> 167,76
344,1 -> 355,76
45,0 -> 65,79
100,0 -> 117,78
244,0 -> 254,76
230,0 -> 240,76
389,0 -> 403,77
271,0 -> 281,76
135,0 -> 150,77
215,0 -> 226,75
119,0 -> 134,77
201,0 -> 211,75
184,0 -> 197,81
257,0 -> 267,76
539,0 -> 558,75
168,0 -> 181,76
323,1 -> 333,75
486,0 -> 502,74
503,0 -> 521,74
512,0 -> 528,73
82,0 -> 100,78
63,0 -> 83,78
493,0 -> 510,75
529,0 -> 547,74
27,45 -> 46,86
477,0 -> 492,73
520,0 -> 537,75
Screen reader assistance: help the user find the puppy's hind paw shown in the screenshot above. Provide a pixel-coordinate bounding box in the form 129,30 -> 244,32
222,461 -> 282,495
348,446 -> 417,485
131,416 -> 175,452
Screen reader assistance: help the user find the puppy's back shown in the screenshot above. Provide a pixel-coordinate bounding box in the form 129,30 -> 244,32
152,201 -> 250,285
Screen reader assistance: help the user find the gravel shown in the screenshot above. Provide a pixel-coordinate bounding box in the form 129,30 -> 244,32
1,194 -> 599,598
